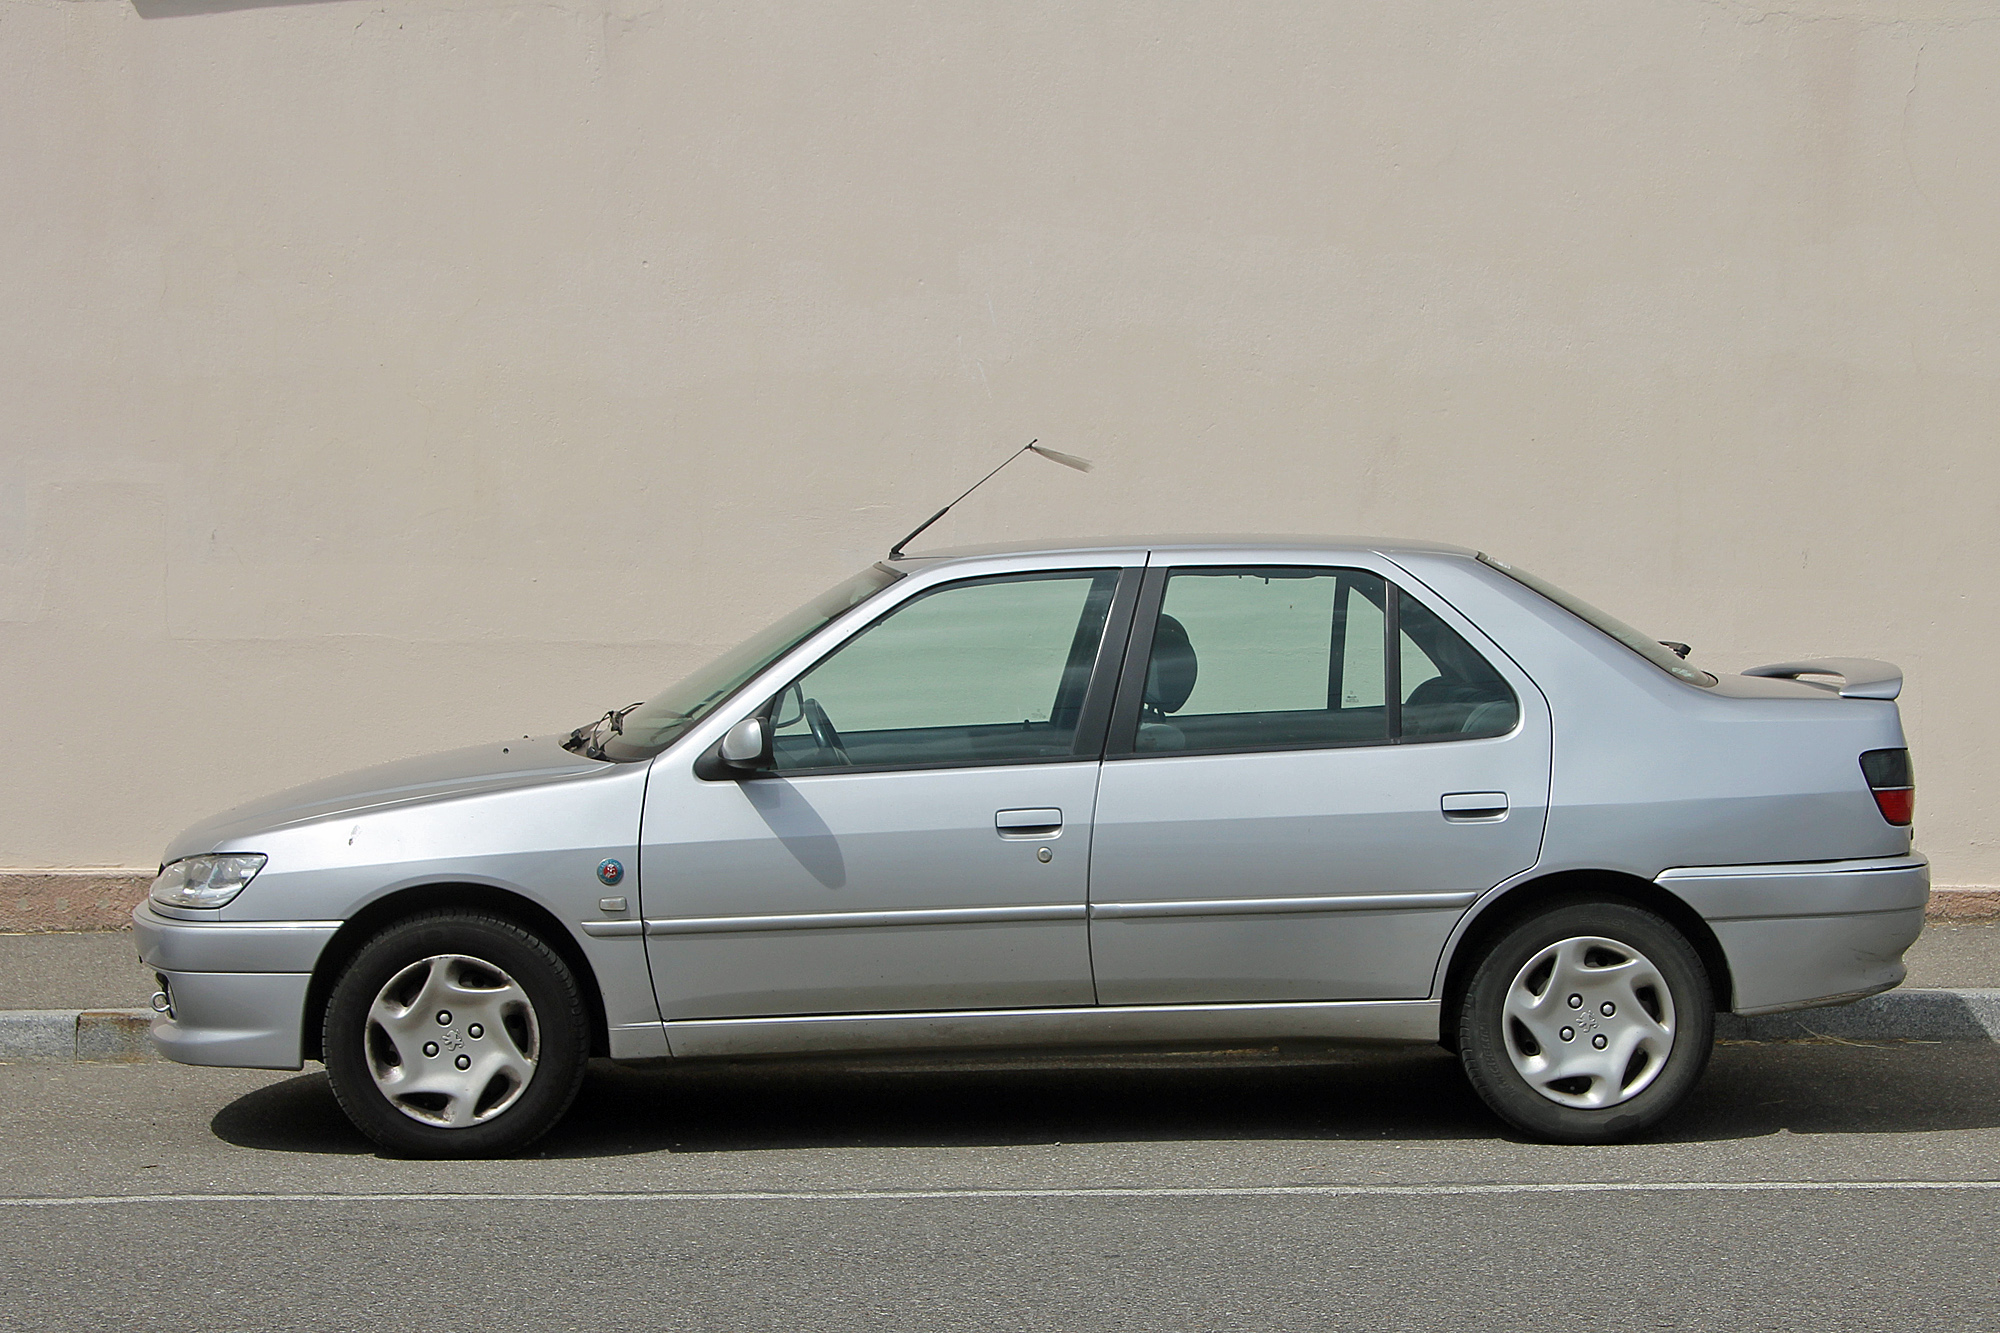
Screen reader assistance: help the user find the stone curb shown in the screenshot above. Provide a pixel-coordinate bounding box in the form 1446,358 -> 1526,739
0,1009 -> 156,1063
3,991 -> 2000,1064
1716,987 -> 2000,1042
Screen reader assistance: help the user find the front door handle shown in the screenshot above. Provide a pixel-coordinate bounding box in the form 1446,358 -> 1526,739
1441,791 -> 1508,821
996,808 -> 1064,838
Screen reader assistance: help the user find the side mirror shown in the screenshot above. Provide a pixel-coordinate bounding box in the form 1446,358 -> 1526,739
720,715 -> 773,769
694,712 -> 776,781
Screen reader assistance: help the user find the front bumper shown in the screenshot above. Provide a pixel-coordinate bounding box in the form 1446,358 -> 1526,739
133,903 -> 340,1070
1657,854 -> 1930,1015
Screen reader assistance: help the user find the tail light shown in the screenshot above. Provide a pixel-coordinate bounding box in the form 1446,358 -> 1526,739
1860,748 -> 1914,826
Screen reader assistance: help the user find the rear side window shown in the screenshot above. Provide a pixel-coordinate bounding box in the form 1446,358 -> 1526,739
1128,567 -> 1518,755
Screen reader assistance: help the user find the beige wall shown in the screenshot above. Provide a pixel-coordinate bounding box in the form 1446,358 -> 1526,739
4,0 -> 1997,887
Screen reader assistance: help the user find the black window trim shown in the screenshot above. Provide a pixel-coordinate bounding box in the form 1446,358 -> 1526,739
728,565 -> 1145,780
1103,562 -> 1518,761
1384,580 -> 1403,742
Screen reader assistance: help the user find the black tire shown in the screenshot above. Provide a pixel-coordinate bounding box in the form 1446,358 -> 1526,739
1457,900 -> 1713,1144
323,911 -> 590,1158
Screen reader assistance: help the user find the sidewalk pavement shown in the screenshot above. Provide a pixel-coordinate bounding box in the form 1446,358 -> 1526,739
0,930 -> 159,1011
3,922 -> 1999,1062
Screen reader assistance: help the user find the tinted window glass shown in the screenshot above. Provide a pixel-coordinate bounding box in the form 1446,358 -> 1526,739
770,571 -> 1118,772
1396,594 -> 1519,738
1338,585 -> 1386,709
1133,567 -> 1517,754
1138,569 -> 1389,753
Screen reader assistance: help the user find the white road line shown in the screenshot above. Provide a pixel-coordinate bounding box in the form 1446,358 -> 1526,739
3,1180 -> 1999,1207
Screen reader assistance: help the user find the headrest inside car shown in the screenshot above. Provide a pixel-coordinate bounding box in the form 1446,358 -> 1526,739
1145,614 -> 1198,714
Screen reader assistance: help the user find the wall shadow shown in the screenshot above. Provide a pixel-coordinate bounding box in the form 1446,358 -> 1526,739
210,1040 -> 2000,1160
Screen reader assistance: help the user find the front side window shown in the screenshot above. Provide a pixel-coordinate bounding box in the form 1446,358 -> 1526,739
1130,567 -> 1517,755
769,570 -> 1120,772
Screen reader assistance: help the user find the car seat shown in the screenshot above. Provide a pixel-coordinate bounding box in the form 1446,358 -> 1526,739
1136,614 -> 1197,751
1402,674 -> 1515,737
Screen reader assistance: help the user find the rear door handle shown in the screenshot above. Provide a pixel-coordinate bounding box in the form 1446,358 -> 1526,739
1441,791 -> 1508,821
996,808 -> 1064,838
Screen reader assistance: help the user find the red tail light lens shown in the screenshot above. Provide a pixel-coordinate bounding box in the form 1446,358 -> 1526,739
1871,787 -> 1915,825
1860,749 -> 1914,826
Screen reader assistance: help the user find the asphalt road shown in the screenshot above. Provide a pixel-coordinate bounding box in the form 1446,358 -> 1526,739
5,1041 -> 2000,1331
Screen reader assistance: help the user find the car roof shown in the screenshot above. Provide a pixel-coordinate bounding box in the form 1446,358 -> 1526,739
894,534 -> 1478,565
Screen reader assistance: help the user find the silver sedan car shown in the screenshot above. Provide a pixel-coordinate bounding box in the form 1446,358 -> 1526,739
136,537 -> 1925,1155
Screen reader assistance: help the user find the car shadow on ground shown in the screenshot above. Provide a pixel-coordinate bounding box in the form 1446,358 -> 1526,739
209,1038 -> 2000,1159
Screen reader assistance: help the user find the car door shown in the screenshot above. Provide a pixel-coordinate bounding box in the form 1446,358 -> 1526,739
1087,558 -> 1551,1004
639,565 -> 1138,1020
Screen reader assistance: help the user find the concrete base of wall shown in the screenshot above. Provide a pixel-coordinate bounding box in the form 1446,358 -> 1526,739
1926,888 -> 2000,921
3,871 -> 152,932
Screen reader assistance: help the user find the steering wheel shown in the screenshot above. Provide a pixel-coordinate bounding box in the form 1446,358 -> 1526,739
801,696 -> 852,765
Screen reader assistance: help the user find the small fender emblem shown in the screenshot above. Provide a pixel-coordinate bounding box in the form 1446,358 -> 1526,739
597,859 -> 625,887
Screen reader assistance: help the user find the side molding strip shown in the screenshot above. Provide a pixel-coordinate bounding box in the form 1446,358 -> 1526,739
625,894 -> 1479,938
1090,891 -> 1479,920
642,903 -> 1089,937
662,998 -> 1441,1058
1654,854 -> 1930,923
1656,855 -> 1926,880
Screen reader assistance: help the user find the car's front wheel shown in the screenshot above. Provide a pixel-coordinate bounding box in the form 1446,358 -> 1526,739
323,911 -> 590,1157
1457,900 -> 1714,1143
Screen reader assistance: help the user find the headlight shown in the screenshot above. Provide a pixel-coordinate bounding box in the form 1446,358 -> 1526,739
150,854 -> 267,909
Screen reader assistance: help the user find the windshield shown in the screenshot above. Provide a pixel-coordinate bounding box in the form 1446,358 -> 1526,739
584,564 -> 904,761
1477,553 -> 1716,687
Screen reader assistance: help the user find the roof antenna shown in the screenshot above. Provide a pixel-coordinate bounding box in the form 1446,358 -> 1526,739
886,440 -> 1094,560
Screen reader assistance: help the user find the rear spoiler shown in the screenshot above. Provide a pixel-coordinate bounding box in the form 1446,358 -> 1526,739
1741,657 -> 1902,700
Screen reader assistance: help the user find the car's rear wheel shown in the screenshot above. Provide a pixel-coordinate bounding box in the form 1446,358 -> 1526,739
323,911 -> 589,1157
1457,900 -> 1713,1143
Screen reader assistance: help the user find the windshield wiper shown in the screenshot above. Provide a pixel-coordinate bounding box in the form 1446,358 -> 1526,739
564,701 -> 646,759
